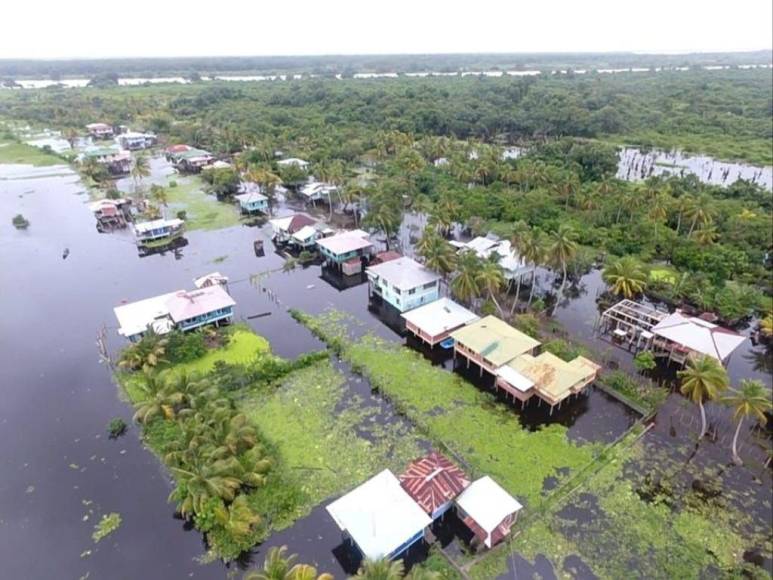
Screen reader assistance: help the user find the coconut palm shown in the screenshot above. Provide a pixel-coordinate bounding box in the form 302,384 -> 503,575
246,166 -> 282,215
355,558 -> 405,580
451,251 -> 482,304
760,313 -> 773,337
416,230 -> 457,293
602,256 -> 648,299
363,191 -> 402,250
220,495 -> 261,541
131,153 -> 151,194
648,193 -> 669,244
170,453 -> 244,517
508,220 -> 531,309
476,258 -> 506,316
686,194 -> 716,236
521,229 -> 545,307
678,355 -> 730,439
244,545 -> 333,580
691,224 -> 718,247
132,374 -> 185,424
673,193 -> 694,235
547,224 -> 578,303
722,379 -> 771,465
117,329 -> 168,373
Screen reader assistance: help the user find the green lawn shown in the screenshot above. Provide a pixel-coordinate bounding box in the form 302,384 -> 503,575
165,175 -> 242,231
292,309 -> 602,510
0,140 -> 63,166
649,265 -> 678,284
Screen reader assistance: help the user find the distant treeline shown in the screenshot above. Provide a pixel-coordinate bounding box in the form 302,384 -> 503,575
0,51 -> 771,78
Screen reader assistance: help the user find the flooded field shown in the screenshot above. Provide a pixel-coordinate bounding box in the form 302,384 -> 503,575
1,154 -> 770,579
617,146 -> 773,189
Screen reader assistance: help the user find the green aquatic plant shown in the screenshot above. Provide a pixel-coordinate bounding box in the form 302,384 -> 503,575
92,512 -> 122,543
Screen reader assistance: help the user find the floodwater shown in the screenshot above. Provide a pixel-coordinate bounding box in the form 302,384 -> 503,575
1,155 -> 767,579
3,63 -> 771,90
617,146 -> 773,189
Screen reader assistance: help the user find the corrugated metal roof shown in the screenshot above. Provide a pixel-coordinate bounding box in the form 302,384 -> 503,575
450,316 -> 540,367
399,452 -> 470,515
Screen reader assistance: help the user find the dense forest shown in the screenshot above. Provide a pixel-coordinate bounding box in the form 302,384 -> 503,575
0,50 -> 770,78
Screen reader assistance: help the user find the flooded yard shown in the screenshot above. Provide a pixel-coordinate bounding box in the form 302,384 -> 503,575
1,154 -> 770,579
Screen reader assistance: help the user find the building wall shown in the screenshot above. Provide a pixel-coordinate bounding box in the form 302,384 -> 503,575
371,278 -> 439,313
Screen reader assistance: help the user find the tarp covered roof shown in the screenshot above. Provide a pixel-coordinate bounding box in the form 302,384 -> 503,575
652,311 -> 745,361
326,469 -> 431,560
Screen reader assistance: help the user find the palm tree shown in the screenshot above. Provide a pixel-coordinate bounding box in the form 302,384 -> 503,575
648,193 -> 669,245
149,184 -> 169,217
678,355 -> 730,440
170,453 -> 244,517
547,224 -> 578,303
760,313 -> 773,338
132,374 -> 185,423
355,558 -> 405,580
117,329 -> 168,373
131,153 -> 151,195
673,194 -> 694,235
686,195 -> 715,236
691,224 -> 717,247
451,251 -> 482,304
476,258 -> 506,316
722,379 -> 771,465
521,229 -> 545,307
508,220 -> 531,309
246,166 -> 282,215
602,256 -> 648,299
245,545 -> 333,580
363,191 -> 402,250
416,229 -> 457,294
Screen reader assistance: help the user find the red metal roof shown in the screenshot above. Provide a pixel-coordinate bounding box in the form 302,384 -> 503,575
165,144 -> 192,154
399,452 -> 470,515
287,214 -> 317,234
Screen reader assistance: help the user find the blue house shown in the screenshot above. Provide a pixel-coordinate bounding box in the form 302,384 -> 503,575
316,229 -> 374,275
367,256 -> 442,313
235,191 -> 269,214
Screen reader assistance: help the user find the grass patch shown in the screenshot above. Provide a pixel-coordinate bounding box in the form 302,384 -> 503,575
649,265 -> 678,284
0,140 -> 63,166
165,175 -> 241,231
291,309 -> 601,509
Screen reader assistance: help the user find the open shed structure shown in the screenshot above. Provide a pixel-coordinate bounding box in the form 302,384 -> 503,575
326,469 -> 432,561
455,476 -> 523,549
399,452 -> 470,520
401,298 -> 479,346
599,299 -> 745,366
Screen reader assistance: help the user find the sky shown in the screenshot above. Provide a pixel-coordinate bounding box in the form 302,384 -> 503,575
1,0 -> 771,59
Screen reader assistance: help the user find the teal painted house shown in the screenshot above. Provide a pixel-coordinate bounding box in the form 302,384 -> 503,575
367,256 -> 442,313
235,192 -> 269,214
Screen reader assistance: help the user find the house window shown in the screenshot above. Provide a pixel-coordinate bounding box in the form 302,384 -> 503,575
423,282 -> 437,289
407,288 -> 416,295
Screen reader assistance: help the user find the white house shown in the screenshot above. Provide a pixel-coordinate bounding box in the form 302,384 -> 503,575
366,256 -> 441,313
326,469 -> 432,561
455,476 -> 523,549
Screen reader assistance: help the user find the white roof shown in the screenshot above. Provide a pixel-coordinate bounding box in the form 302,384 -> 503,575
269,215 -> 294,231
114,285 -> 234,336
465,236 -> 500,255
366,257 -> 441,290
234,192 -> 267,204
401,297 -> 479,337
316,230 -> 373,256
291,225 -> 317,242
134,218 -> 183,235
300,181 -> 337,198
456,476 -> 523,538
114,291 -> 180,338
496,365 -> 535,392
277,157 -> 309,167
651,311 -> 746,361
326,469 -> 431,560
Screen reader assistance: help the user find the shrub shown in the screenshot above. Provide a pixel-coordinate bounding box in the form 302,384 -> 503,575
176,210 -> 187,220
165,330 -> 207,364
107,418 -> 127,438
513,313 -> 541,338
633,350 -> 657,372
168,179 -> 178,188
542,338 -> 587,362
12,214 -> 29,229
